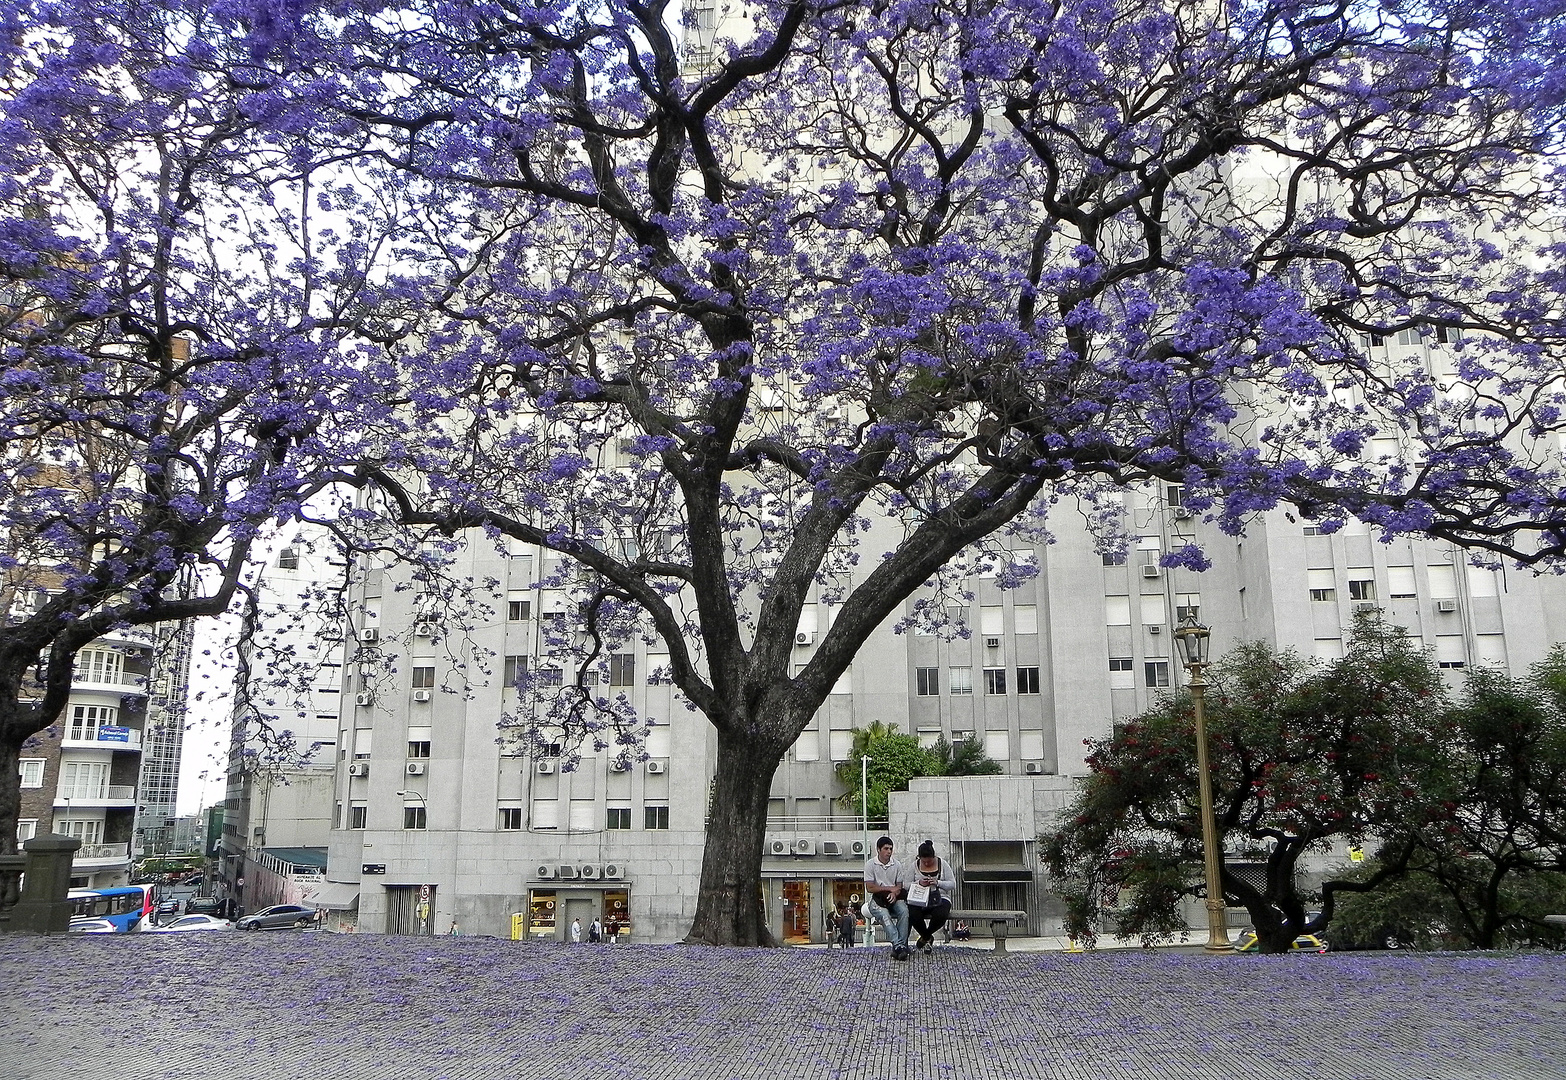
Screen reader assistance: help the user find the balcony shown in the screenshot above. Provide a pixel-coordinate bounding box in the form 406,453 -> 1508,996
61,728 -> 143,751
54,785 -> 137,808
73,842 -> 131,866
70,670 -> 149,696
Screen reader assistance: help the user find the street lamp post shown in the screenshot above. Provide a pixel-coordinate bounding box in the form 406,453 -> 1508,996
1172,614 -> 1231,952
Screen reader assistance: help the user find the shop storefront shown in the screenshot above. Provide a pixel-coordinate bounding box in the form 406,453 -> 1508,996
525,885 -> 634,941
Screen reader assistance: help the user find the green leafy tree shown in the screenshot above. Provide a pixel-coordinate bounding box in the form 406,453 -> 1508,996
1042,616 -> 1455,952
835,721 -> 938,823
930,737 -> 1004,777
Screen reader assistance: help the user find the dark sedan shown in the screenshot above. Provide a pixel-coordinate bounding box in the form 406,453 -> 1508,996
235,904 -> 316,931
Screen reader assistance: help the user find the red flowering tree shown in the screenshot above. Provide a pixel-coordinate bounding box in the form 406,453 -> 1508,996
1042,616 -> 1457,952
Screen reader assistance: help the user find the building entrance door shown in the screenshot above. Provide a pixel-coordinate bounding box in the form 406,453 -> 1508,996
781,880 -> 812,944
563,896 -> 595,941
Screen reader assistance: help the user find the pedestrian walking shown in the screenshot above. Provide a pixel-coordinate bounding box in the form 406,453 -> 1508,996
570,917 -> 582,943
589,917 -> 602,943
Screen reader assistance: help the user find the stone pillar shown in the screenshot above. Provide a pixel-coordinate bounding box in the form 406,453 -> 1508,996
7,834 -> 83,933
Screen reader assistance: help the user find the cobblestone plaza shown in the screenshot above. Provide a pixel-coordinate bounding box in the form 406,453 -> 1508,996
3,936 -> 1561,1080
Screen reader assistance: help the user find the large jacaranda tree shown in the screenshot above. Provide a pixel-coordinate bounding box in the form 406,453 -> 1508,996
0,0 -> 413,882
232,0 -> 1566,945
9,0 -> 1566,944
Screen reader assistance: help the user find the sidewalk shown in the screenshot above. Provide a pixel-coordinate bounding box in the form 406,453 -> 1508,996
3,934 -> 1562,1080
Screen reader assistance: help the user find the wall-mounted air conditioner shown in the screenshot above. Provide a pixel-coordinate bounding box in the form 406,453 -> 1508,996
610,760 -> 631,773
1141,565 -> 1162,578
795,631 -> 814,646
1147,624 -> 1162,634
405,762 -> 426,776
347,763 -> 369,777
849,839 -> 868,857
1352,602 -> 1378,613
646,760 -> 666,774
768,838 -> 791,856
1436,599 -> 1458,612
579,864 -> 600,880
1024,761 -> 1044,775
536,760 -> 556,775
984,637 -> 1001,649
412,689 -> 432,703
358,627 -> 379,642
355,692 -> 372,706
1173,506 -> 1194,520
414,622 -> 432,637
793,838 -> 817,856
557,865 -> 579,880
820,840 -> 843,856
602,864 -> 624,880
536,865 -> 557,880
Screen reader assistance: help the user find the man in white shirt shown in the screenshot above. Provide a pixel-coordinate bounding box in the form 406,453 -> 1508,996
863,835 -> 912,960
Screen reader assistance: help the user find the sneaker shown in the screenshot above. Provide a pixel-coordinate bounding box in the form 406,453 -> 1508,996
918,934 -> 933,952
892,946 -> 909,960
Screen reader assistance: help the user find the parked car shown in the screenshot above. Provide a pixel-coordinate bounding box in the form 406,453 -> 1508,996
156,897 -> 181,916
1233,930 -> 1329,953
183,874 -> 204,886
144,914 -> 234,934
68,918 -> 120,934
236,904 -> 316,930
184,896 -> 223,917
1323,926 -> 1408,951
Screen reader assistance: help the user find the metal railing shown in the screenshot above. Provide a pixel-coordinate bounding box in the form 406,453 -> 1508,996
74,843 -> 130,861
62,729 -> 143,747
762,816 -> 874,832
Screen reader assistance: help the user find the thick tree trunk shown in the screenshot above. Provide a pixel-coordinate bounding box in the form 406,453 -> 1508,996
684,729 -> 783,946
0,731 -> 23,907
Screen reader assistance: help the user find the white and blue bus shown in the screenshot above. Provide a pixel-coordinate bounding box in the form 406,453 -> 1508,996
67,885 -> 153,932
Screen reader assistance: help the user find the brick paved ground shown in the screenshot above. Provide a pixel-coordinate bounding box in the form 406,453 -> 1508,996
2,935 -> 1562,1080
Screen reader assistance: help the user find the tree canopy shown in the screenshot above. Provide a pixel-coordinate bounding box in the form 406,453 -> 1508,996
7,0 -> 1566,942
1042,618 -> 1457,951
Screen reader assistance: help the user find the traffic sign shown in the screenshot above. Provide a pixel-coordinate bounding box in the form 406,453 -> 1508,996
419,884 -> 430,901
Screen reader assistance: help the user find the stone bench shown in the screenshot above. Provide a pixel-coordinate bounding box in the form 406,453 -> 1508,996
948,908 -> 1027,953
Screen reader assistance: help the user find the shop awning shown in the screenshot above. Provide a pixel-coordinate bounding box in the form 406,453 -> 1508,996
297,880 -> 360,911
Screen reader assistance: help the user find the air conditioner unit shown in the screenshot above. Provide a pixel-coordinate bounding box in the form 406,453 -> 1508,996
646,760 -> 666,774
536,865 -> 557,880
355,692 -> 372,706
795,631 -> 814,646
602,863 -> 624,880
579,864 -> 600,880
820,840 -> 843,856
358,627 -> 379,642
1436,599 -> 1458,612
1147,624 -> 1162,634
984,637 -> 1001,649
347,763 -> 369,777
556,865 -> 579,880
412,689 -> 432,703
849,839 -> 868,857
414,622 -> 432,637
769,838 -> 791,856
1352,602 -> 1378,613
1141,564 -> 1162,578
1024,761 -> 1044,775
1173,506 -> 1194,520
793,838 -> 817,856
536,760 -> 556,775
405,762 -> 426,776
610,760 -> 631,773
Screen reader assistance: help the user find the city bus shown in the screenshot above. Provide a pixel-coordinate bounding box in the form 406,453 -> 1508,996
68,885 -> 154,932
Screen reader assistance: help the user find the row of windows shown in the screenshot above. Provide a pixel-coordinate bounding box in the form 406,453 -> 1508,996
501,654 -> 639,687
341,803 -> 669,831
915,667 -> 1041,696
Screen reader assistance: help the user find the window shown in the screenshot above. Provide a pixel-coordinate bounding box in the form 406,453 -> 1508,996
1302,525 -> 1323,536
645,805 -> 669,830
60,761 -> 108,800
403,805 -> 427,830
19,759 -> 44,788
17,819 -> 37,842
499,807 -> 523,830
607,807 -> 632,830
1145,661 -> 1170,688
1108,658 -> 1134,671
949,666 -> 973,695
349,804 -> 367,829
1387,566 -> 1417,599
984,668 -> 1007,695
609,653 -> 636,686
334,803 -> 343,830
1348,579 -> 1376,601
412,666 -> 435,689
1016,667 -> 1040,695
503,655 -> 527,686
1013,606 -> 1038,635
1308,568 -> 1336,602
73,649 -> 123,684
67,704 -> 117,741
539,667 -> 564,687
1102,550 -> 1127,567
1166,484 -> 1184,508
915,667 -> 939,696
407,740 -> 431,759
1108,657 -> 1134,690
278,547 -> 299,569
508,599 -> 532,621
